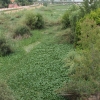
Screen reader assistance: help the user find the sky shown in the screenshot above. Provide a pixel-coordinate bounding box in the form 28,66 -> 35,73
74,0 -> 83,1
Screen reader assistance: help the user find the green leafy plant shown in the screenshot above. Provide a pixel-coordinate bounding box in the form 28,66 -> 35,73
25,11 -> 38,29
59,18 -> 100,99
0,38 -> 13,56
89,8 -> 100,25
14,25 -> 31,38
43,2 -> 48,7
75,8 -> 100,47
25,11 -> 44,29
35,13 -> 44,29
61,11 -> 70,29
80,0 -> 100,14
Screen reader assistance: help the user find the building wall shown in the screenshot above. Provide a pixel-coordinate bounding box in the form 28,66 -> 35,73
8,4 -> 18,8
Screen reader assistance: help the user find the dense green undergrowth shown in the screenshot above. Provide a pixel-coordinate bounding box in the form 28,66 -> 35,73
0,26 -> 73,100
1,3 -> 100,100
0,4 -> 73,100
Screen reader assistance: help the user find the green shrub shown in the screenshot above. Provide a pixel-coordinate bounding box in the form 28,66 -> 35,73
74,20 -> 82,47
89,8 -> 100,25
69,4 -> 79,12
61,4 -> 83,34
77,18 -> 100,50
61,11 -> 70,29
0,81 -> 15,100
75,8 -> 100,46
0,38 -> 13,56
0,38 -> 6,46
25,11 -> 37,29
58,50 -> 100,99
61,5 -> 82,45
14,25 -> 31,37
43,2 -> 48,7
65,29 -> 74,44
80,0 -> 100,14
35,13 -> 44,29
69,9 -> 82,33
25,11 -> 44,29
58,18 -> 100,99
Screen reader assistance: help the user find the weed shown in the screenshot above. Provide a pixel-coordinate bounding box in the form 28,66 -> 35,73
13,25 -> 31,38
0,38 -> 13,56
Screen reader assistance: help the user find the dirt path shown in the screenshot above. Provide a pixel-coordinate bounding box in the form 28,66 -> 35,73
0,4 -> 43,13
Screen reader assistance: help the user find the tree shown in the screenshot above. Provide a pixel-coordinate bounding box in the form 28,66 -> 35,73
15,0 -> 33,6
81,0 -> 100,14
0,0 -> 10,8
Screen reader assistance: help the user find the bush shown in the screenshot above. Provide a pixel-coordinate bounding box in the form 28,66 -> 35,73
35,13 -> 44,29
58,49 -> 100,99
61,5 -> 81,29
61,11 -> 70,29
0,81 -> 15,100
14,25 -> 31,37
89,8 -> 100,25
61,5 -> 82,45
58,18 -> 100,99
0,38 -> 13,56
80,0 -> 100,14
43,2 -> 48,7
64,29 -> 74,44
25,11 -> 37,29
69,9 -> 82,33
75,8 -> 100,47
25,11 -> 44,29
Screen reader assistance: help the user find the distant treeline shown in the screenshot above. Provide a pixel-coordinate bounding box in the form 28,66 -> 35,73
0,0 -> 37,8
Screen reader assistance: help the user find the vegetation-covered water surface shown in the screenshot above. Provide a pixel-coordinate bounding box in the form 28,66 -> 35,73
0,1 -> 100,100
0,4 -> 73,100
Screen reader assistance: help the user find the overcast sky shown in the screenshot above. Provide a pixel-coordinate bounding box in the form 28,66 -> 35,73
74,0 -> 83,1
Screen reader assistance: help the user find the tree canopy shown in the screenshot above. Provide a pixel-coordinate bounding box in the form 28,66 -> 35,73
15,0 -> 34,6
0,0 -> 10,8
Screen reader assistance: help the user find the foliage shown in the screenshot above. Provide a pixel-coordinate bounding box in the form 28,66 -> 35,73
0,38 -> 13,56
61,5 -> 81,29
43,2 -> 48,7
15,0 -> 33,6
61,0 -> 100,45
0,0 -> 10,8
61,11 -> 70,29
69,9 -> 82,33
0,81 -> 15,100
59,49 -> 100,98
0,5 -> 73,100
76,18 -> 100,95
25,11 -> 44,29
89,8 -> 100,25
35,13 -> 44,29
0,24 -> 73,100
69,4 -> 79,12
24,11 -> 37,29
61,5 -> 82,44
14,24 -> 31,37
59,18 -> 100,99
80,0 -> 100,14
77,18 -> 100,49
75,8 -> 100,46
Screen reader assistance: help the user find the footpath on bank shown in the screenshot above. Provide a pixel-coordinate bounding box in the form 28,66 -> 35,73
0,4 -> 43,13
